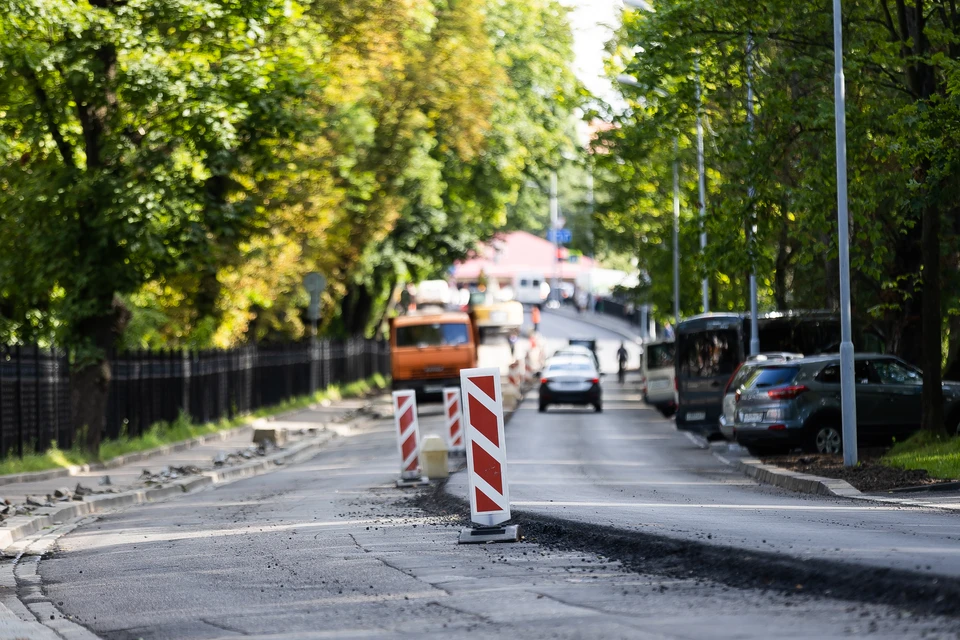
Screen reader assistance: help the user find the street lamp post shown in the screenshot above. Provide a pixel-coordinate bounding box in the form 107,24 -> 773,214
673,139 -> 681,325
832,0 -> 858,466
695,64 -> 709,313
746,37 -> 760,356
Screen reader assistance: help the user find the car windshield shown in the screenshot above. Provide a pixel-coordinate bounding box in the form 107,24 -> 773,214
646,343 -> 674,369
396,323 -> 470,347
745,366 -> 800,389
547,362 -> 594,373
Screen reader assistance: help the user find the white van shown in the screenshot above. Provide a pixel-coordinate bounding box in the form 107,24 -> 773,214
514,272 -> 549,306
642,340 -> 676,417
414,280 -> 451,307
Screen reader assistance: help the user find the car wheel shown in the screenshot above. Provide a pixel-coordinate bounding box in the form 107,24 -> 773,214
812,424 -> 843,454
594,402 -> 603,413
538,402 -> 547,413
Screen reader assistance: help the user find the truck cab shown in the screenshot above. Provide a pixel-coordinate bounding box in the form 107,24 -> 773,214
389,311 -> 478,400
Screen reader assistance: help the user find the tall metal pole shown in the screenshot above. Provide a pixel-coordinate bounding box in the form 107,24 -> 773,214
746,37 -> 760,356
695,63 -> 709,313
672,139 -> 681,325
550,171 -> 560,304
832,0 -> 858,466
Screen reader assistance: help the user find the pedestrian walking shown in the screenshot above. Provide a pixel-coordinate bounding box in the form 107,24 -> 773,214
531,305 -> 541,332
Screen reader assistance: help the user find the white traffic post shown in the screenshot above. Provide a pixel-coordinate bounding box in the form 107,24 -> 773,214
392,390 -> 429,487
458,367 -> 519,543
443,387 -> 466,456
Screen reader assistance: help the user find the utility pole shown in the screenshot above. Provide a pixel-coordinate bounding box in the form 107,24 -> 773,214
672,138 -> 681,325
550,171 -> 560,304
695,63 -> 709,313
746,36 -> 760,356
832,0 -> 858,466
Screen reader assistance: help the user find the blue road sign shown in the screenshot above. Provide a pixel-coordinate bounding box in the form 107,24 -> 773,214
547,229 -> 572,244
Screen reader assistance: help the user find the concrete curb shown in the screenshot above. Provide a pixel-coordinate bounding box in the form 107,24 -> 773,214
0,429 -> 337,550
736,457 -> 863,498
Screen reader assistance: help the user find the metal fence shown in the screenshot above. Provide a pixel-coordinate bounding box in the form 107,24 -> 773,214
0,339 -> 390,458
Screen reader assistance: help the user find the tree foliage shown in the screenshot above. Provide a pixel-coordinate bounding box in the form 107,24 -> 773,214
0,0 -> 582,450
596,0 -> 960,432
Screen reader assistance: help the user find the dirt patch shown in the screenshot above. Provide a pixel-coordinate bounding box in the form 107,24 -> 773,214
761,451 -> 957,492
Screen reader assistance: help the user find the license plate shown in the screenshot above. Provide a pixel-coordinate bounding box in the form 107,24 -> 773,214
686,412 -> 706,421
649,380 -> 668,389
425,385 -> 443,394
554,382 -> 580,391
742,412 -> 763,423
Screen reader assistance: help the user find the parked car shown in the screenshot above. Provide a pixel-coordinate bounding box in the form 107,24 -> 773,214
642,340 -> 676,417
553,345 -> 601,373
732,354 -> 960,454
538,356 -> 603,413
718,352 -> 804,440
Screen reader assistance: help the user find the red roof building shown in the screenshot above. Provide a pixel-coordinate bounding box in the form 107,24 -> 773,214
452,231 -> 595,285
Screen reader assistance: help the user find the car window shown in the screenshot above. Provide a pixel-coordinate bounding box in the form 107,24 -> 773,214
745,366 -> 800,389
678,329 -> 740,379
817,364 -> 840,384
646,343 -> 675,369
816,361 -> 877,384
873,360 -> 922,385
730,363 -> 759,390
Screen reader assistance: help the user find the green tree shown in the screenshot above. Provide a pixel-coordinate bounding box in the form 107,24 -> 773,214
0,0 -> 320,451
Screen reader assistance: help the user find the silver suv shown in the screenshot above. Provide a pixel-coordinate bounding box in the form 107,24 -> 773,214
733,354 -> 960,454
718,352 -> 804,441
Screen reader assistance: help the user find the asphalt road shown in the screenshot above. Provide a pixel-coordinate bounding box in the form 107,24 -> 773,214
39,409 -> 959,639
32,312 -> 960,638
446,312 -> 960,580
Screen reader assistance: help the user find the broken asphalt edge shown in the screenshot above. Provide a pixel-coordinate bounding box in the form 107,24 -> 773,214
0,428 -> 339,551
425,399 -> 960,618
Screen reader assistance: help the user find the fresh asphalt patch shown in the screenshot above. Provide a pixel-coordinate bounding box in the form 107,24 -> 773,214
414,480 -> 960,619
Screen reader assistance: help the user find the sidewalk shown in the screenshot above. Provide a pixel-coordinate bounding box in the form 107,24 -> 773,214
544,305 -> 645,343
0,394 -> 381,539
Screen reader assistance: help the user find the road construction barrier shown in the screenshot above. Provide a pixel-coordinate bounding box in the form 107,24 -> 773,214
392,390 -> 428,487
443,387 -> 466,455
458,367 -> 519,543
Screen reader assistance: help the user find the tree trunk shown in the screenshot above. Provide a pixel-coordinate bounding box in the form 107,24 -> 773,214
920,196 -> 945,434
70,358 -> 111,454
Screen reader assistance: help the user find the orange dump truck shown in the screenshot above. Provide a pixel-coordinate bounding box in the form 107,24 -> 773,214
389,311 -> 479,400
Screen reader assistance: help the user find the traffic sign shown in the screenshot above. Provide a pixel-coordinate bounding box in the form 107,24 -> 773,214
458,368 -> 519,543
392,390 -> 428,487
303,272 -> 327,322
547,229 -> 572,244
443,387 -> 465,455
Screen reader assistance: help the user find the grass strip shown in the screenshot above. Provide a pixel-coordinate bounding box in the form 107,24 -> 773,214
881,430 -> 960,480
0,373 -> 389,477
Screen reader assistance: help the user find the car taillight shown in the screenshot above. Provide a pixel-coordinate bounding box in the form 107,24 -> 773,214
767,385 -> 809,400
767,424 -> 787,431
590,377 -> 600,384
540,377 -> 548,385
